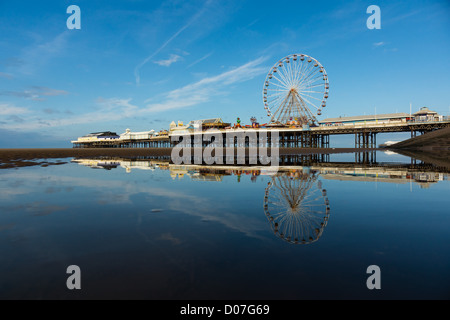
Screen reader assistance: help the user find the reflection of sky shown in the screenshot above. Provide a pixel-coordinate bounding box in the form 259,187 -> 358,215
0,159 -> 449,299
0,164 -> 269,239
329,150 -> 413,163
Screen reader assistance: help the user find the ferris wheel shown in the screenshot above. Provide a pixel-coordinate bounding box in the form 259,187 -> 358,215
263,171 -> 330,244
263,54 -> 329,125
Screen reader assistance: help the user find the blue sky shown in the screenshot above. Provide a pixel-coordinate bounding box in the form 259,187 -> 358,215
0,0 -> 449,147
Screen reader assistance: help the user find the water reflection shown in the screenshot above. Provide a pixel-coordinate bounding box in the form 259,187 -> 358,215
263,171 -> 330,244
72,153 -> 449,187
72,152 -> 448,245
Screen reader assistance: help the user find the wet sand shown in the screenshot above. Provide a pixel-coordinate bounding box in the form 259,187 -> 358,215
0,147 -> 377,169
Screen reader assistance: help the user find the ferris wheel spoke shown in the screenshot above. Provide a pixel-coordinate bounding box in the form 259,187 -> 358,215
286,61 -> 295,86
300,76 -> 326,91
303,83 -> 326,89
301,78 -> 325,90
271,94 -> 290,115
293,60 -> 304,85
277,67 -> 293,88
296,92 -> 320,110
270,72 -> 290,89
294,101 -> 312,122
298,92 -> 323,102
297,62 -> 316,85
285,61 -> 297,87
278,63 -> 292,87
271,98 -> 290,122
299,90 -> 325,94
301,66 -> 321,83
267,91 -> 289,100
267,95 -> 283,104
298,68 -> 320,88
268,79 -> 290,90
267,88 -> 290,92
295,94 -> 318,118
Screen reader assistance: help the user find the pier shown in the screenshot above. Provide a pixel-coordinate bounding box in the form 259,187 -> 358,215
72,119 -> 450,149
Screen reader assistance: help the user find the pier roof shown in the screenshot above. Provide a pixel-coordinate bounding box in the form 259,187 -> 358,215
187,118 -> 225,124
413,107 -> 438,116
319,113 -> 410,123
83,131 -> 118,137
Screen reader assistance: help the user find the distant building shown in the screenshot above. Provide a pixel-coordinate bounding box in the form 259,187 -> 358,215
319,113 -> 411,126
75,131 -> 119,142
119,128 -> 157,140
413,107 -> 443,122
169,118 -> 231,133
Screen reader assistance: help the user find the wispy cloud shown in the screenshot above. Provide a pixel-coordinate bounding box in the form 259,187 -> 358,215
373,41 -> 385,47
17,32 -> 70,75
0,86 -> 68,101
187,52 -> 213,69
0,72 -> 13,79
7,115 -> 25,123
0,98 -> 139,131
154,54 -> 182,67
0,103 -> 29,115
0,57 -> 24,68
95,97 -> 139,118
145,56 -> 268,112
134,1 -> 212,85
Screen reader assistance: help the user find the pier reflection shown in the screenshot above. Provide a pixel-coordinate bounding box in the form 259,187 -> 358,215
72,151 -> 448,245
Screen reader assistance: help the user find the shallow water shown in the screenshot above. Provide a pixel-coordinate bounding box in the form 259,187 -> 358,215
0,151 -> 449,299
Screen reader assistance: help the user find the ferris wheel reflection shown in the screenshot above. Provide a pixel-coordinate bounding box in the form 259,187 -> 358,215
264,170 -> 330,245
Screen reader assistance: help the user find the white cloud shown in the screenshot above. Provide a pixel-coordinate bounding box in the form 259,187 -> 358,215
373,42 -> 385,47
0,98 -> 139,131
154,54 -> 182,67
0,103 -> 29,115
145,56 -> 268,112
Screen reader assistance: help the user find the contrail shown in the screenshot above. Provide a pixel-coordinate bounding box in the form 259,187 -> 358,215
186,51 -> 213,69
134,1 -> 211,85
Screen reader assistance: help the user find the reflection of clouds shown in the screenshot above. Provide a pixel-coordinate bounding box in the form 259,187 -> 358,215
1,201 -> 67,216
97,192 -> 132,205
0,187 -> 32,200
0,223 -> 15,231
44,187 -> 60,194
0,173 -> 71,201
27,202 -> 68,217
8,180 -> 25,188
158,233 -> 182,245
1,169 -> 268,240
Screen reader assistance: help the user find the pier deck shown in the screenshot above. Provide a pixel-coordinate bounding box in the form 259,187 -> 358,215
72,120 -> 450,149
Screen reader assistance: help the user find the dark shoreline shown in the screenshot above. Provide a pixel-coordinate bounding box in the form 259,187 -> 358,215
1,147 -> 449,171
0,147 -> 378,169
0,147 -> 379,159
